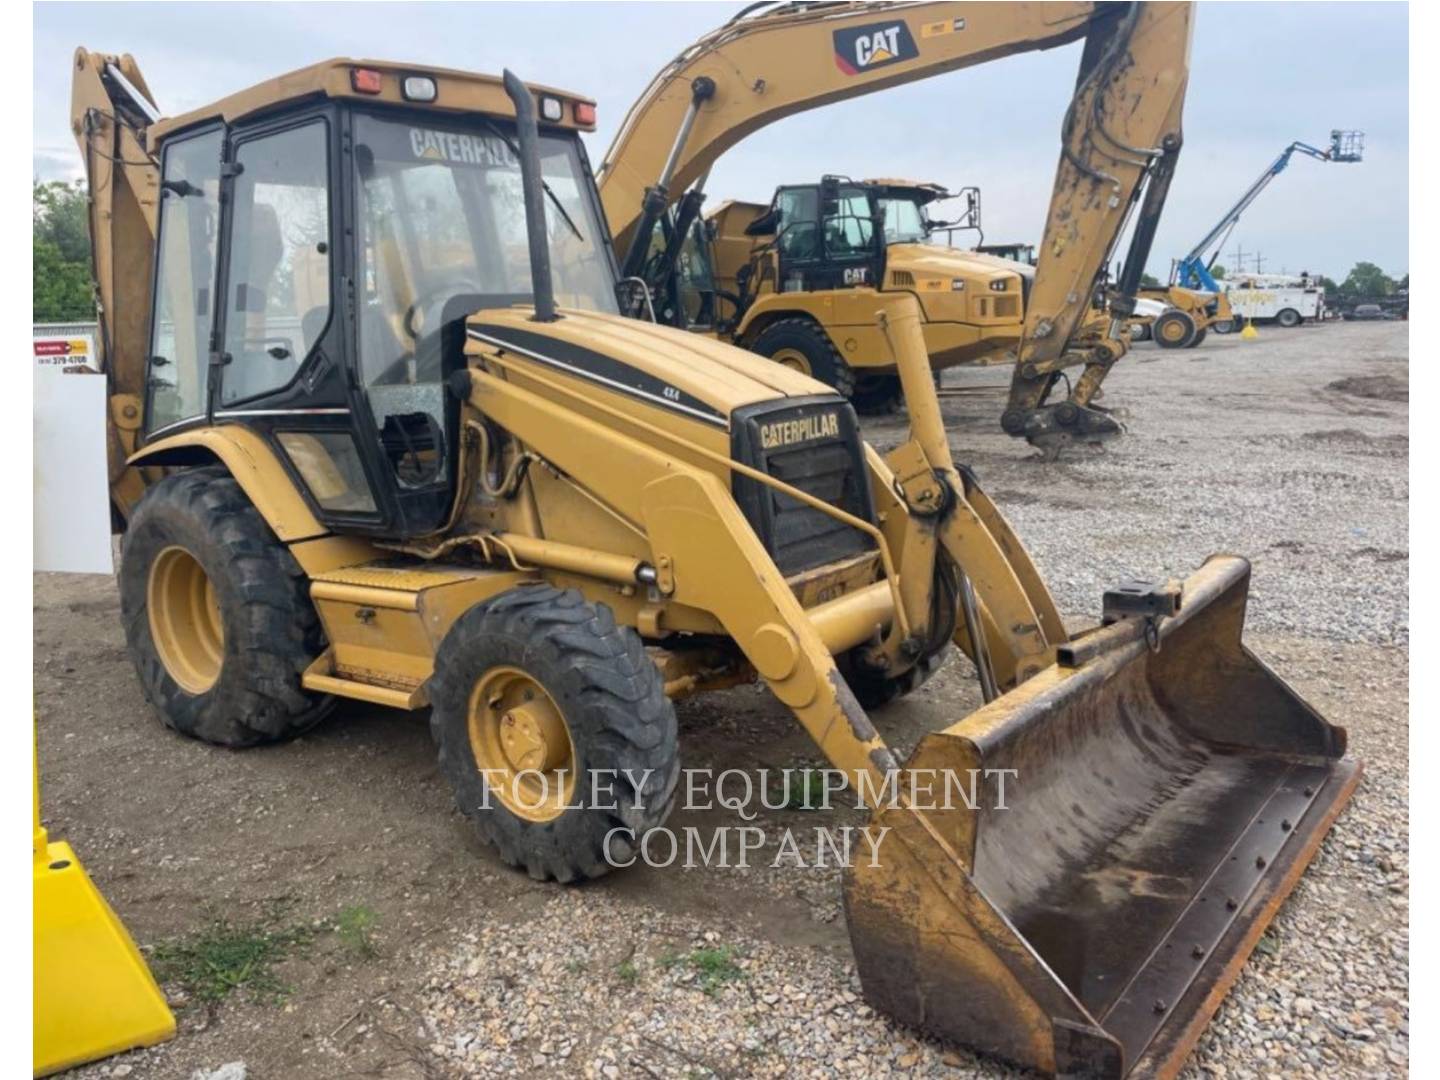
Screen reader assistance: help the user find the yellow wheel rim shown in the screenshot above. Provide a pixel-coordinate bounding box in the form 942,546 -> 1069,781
770,346 -> 812,376
1158,318 -> 1188,344
147,545 -> 224,694
468,666 -> 576,823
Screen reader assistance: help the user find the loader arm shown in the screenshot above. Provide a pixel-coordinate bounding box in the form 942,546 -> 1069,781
598,2 -> 1194,446
70,48 -> 163,518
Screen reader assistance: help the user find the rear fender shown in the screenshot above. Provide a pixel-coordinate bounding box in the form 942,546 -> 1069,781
128,425 -> 325,542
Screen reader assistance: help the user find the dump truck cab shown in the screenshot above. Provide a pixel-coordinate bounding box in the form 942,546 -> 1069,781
695,177 -> 1030,411
137,59 -> 616,539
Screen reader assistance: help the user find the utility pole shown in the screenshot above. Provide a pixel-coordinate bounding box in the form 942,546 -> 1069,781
1228,243 -> 1248,276
1253,251 -> 1267,274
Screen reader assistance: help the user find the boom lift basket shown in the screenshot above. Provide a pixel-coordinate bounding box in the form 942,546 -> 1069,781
845,556 -> 1359,1078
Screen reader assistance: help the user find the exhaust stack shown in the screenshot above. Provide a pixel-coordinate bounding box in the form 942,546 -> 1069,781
502,69 -> 558,323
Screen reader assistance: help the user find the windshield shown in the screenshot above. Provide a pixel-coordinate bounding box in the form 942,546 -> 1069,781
878,196 -> 929,244
353,113 -> 615,386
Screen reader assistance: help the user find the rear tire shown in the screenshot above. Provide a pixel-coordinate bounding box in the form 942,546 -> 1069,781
1128,321 -> 1153,342
1276,308 -> 1301,328
1185,326 -> 1208,348
119,469 -> 333,747
429,586 -> 680,883
1211,316 -> 1239,334
1153,309 -> 1198,349
750,318 -> 856,400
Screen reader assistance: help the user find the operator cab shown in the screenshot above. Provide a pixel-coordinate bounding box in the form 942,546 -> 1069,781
142,60 -> 615,538
742,176 -> 980,295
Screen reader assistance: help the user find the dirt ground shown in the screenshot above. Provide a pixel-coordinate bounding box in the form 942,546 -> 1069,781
36,320 -> 1408,1079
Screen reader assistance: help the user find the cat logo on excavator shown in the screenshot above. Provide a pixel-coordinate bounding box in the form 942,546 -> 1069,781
833,21 -> 919,75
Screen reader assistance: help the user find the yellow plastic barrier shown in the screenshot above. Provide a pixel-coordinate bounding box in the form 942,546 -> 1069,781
33,733 -> 175,1076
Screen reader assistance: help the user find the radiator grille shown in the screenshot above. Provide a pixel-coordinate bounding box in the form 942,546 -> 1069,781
731,397 -> 876,576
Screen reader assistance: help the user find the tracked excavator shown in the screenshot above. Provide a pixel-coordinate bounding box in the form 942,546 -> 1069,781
72,6 -> 1360,1074
599,0 -> 1185,445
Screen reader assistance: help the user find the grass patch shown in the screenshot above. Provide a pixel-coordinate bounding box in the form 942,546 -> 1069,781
151,913 -> 313,1004
661,946 -> 745,996
617,958 -> 639,985
773,768 -> 829,811
333,904 -> 380,959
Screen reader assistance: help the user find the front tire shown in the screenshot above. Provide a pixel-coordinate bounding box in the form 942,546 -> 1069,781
1154,309 -> 1198,349
1185,326 -> 1208,348
119,469 -> 333,747
429,586 -> 680,882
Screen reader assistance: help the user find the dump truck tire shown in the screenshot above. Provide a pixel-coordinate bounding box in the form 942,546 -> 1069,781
430,586 -> 680,883
850,373 -> 904,415
119,468 -> 333,747
750,318 -> 856,399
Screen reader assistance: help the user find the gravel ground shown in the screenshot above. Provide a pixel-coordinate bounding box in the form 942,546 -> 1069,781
36,320 -> 1407,1079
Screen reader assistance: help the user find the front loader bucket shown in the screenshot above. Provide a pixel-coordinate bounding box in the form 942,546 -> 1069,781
844,556 -> 1360,1078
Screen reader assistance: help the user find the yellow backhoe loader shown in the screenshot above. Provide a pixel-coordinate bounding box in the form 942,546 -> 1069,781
72,7 -> 1360,1074
1131,283 -> 1236,348
599,0 -> 1178,445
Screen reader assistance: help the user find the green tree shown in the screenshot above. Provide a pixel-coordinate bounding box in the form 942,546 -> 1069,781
1139,272 -> 1162,288
1208,263 -> 1226,280
33,179 -> 96,321
1318,275 -> 1340,293
1339,261 -> 1395,300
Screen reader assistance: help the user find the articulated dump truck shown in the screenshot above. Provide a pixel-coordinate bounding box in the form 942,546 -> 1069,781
72,4 -> 1360,1075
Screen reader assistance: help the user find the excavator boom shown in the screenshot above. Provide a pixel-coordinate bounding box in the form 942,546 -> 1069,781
599,2 -> 1193,448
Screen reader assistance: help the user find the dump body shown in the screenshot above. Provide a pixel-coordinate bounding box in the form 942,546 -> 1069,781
845,556 -> 1359,1076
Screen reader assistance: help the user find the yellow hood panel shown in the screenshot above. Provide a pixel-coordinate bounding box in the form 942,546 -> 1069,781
467,307 -> 834,425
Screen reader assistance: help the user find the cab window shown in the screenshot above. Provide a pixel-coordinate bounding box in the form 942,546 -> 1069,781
146,128 -> 222,432
220,121 -> 331,405
823,189 -> 874,257
775,188 -> 819,262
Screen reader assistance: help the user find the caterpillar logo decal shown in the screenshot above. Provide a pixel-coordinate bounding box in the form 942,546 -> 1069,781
759,410 -> 841,450
833,21 -> 919,75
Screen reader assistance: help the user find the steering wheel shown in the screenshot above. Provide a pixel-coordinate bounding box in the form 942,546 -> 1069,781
372,275 -> 486,386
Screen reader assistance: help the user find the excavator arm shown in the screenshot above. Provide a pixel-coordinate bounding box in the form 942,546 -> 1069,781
598,2 -> 1193,448
70,48 -> 163,518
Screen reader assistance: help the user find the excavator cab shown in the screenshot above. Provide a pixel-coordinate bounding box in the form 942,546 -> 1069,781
142,71 -> 614,538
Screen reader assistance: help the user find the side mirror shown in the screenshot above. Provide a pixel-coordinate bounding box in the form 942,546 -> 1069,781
744,208 -> 779,237
819,175 -> 841,205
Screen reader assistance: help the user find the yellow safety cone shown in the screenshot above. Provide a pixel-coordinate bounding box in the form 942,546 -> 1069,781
33,727 -> 175,1076
1240,318 -> 1259,340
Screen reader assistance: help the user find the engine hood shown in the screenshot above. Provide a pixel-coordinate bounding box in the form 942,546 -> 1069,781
466,307 -> 834,429
886,243 -> 1028,284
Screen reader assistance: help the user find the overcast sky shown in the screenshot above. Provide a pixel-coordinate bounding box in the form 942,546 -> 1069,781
34,1 -> 1408,279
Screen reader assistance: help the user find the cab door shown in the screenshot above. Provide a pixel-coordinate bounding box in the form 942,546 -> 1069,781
212,111 -> 383,525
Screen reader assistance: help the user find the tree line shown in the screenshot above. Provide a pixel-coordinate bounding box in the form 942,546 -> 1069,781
34,179 -> 96,322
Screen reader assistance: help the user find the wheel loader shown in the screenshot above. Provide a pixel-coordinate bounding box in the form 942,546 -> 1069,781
71,5 -> 1360,1075
598,0 -> 1174,447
